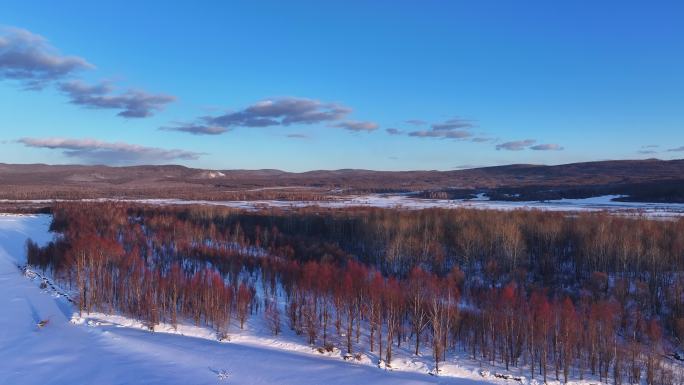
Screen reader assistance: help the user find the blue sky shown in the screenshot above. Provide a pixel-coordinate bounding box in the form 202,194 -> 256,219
1,1 -> 682,171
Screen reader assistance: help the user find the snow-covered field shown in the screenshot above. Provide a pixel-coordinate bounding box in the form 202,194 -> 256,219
3,194 -> 684,217
103,194 -> 684,218
0,213 -> 511,385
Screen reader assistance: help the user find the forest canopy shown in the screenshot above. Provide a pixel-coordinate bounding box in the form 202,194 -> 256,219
26,203 -> 684,384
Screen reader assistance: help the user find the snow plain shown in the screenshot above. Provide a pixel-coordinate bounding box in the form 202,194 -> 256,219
4,194 -> 684,217
0,214 -> 501,385
115,194 -> 684,219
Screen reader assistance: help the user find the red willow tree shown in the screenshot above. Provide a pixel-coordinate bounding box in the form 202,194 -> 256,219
24,202 -> 683,385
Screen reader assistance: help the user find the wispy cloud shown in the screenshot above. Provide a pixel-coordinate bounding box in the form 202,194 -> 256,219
59,80 -> 175,118
165,97 -> 377,135
333,120 -> 378,132
431,118 -> 475,131
471,137 -> 496,143
496,139 -> 536,151
406,118 -> 475,139
405,119 -> 426,126
637,145 -> 660,154
408,129 -> 472,139
0,27 -> 92,89
209,97 -> 351,127
386,128 -> 403,135
159,124 -> 228,135
451,164 -> 486,170
495,140 -> 564,151
286,133 -> 309,139
0,27 -> 174,118
18,137 -> 202,164
667,146 -> 684,152
398,118 -> 565,154
530,143 -> 564,151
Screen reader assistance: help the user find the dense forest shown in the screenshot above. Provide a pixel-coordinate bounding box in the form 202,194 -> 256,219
27,203 -> 684,384
421,179 -> 684,203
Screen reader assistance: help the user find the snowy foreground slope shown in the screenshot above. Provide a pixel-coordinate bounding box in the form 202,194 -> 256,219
0,214 -> 495,385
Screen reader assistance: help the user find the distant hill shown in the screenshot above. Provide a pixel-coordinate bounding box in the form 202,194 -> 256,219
0,159 -> 683,202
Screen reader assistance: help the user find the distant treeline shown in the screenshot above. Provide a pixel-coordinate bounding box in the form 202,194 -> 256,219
0,186 -> 334,201
27,203 -> 684,384
418,179 -> 684,203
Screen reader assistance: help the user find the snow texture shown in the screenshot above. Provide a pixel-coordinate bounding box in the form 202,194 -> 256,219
0,214 -> 501,385
3,194 -> 684,218
1,213 -> 665,385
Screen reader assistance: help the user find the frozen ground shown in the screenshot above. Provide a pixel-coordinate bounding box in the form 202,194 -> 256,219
108,194 -> 684,219
0,213 -> 512,385
4,194 -> 684,218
